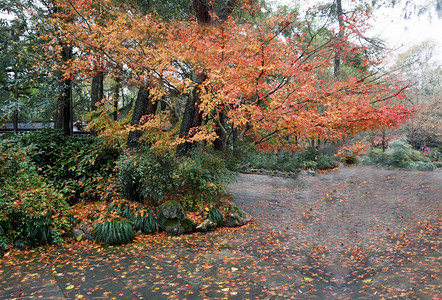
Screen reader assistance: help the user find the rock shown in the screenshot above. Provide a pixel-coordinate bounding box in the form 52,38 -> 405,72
306,170 -> 316,176
225,213 -> 246,227
243,212 -> 253,222
196,219 -> 218,232
181,217 -> 195,233
13,239 -> 32,250
72,222 -> 94,241
160,200 -> 186,220
162,217 -> 194,236
159,201 -> 194,235
162,218 -> 181,235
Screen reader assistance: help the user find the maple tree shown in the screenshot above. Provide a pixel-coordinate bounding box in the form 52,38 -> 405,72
42,0 -> 411,152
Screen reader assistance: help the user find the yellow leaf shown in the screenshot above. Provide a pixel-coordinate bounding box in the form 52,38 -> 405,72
231,267 -> 238,272
363,279 -> 373,283
221,288 -> 229,292
303,277 -> 313,282
66,285 -> 75,290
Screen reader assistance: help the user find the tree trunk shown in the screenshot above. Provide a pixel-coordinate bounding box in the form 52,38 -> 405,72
382,130 -> 386,153
91,71 -> 104,110
214,112 -> 227,151
334,0 -> 344,81
176,72 -> 206,155
13,68 -> 19,134
127,84 -> 158,148
113,75 -> 121,121
232,126 -> 238,152
54,43 -> 73,136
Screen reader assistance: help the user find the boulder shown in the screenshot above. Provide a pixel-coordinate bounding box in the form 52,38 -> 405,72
13,239 -> 32,250
159,201 -> 195,235
72,222 -> 94,241
225,213 -> 246,227
160,200 -> 186,220
196,219 -> 218,232
162,217 -> 195,236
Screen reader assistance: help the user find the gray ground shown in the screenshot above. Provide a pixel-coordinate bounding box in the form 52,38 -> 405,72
0,166 -> 440,299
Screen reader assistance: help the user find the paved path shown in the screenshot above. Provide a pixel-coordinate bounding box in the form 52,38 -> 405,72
1,166 -> 440,299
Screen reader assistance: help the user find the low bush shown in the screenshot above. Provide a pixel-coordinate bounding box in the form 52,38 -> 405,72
108,200 -> 137,221
117,148 -> 177,204
135,210 -> 160,234
416,162 -> 436,171
2,130 -> 122,204
362,139 -> 438,171
225,204 -> 245,218
117,147 -> 233,210
316,153 -> 339,170
93,216 -> 135,245
176,149 -> 233,211
201,207 -> 223,225
0,141 -> 72,248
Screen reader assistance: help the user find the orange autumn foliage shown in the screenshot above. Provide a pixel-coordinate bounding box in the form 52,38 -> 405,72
50,0 -> 412,150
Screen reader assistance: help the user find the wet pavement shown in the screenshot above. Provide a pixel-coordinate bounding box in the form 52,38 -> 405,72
0,166 -> 440,299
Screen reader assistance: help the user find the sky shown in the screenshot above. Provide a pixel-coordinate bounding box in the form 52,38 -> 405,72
274,0 -> 442,63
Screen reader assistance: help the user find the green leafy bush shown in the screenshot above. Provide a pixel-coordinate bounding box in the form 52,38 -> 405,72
238,145 -> 301,172
117,148 -> 178,204
416,162 -> 436,171
2,130 -> 122,204
363,139 -> 438,171
93,217 -> 135,245
0,141 -> 72,248
201,207 -> 223,225
316,153 -> 339,170
225,204 -> 245,217
117,147 -> 233,210
108,201 -> 137,221
176,149 -> 232,211
135,210 -> 160,234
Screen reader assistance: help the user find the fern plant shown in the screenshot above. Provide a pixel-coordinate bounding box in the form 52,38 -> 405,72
93,217 -> 134,245
226,204 -> 244,218
201,207 -> 224,225
135,210 -> 160,234
108,201 -> 136,221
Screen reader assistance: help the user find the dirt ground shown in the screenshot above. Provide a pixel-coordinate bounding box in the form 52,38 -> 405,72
230,165 -> 441,299
0,166 -> 440,299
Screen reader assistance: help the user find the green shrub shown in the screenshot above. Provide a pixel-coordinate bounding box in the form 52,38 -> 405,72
117,148 -> 178,204
236,144 -> 301,172
93,217 -> 135,245
357,156 -> 373,165
108,201 -> 137,221
316,153 -> 339,170
1,130 -> 122,204
225,204 -> 245,218
363,139 -> 439,171
201,207 -> 223,225
434,162 -> 442,168
135,210 -> 160,234
301,160 -> 317,170
0,142 -> 72,248
390,149 -> 410,168
416,162 -> 436,171
176,149 -> 233,211
401,161 -> 417,170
